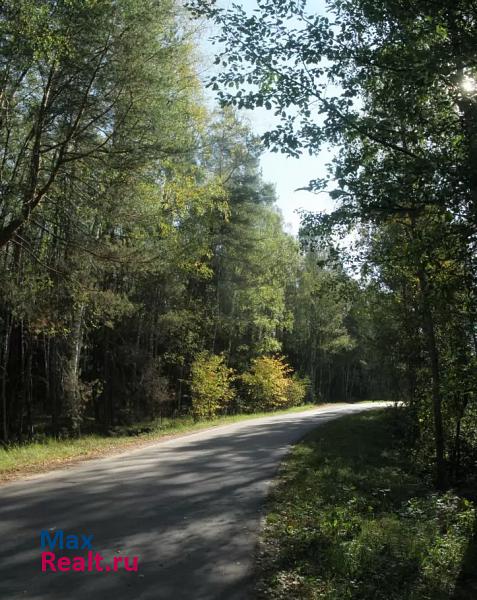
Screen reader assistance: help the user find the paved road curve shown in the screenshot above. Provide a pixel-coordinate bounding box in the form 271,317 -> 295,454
0,402 -> 390,600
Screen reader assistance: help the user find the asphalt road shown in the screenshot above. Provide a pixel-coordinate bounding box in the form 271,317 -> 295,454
0,402 -> 390,600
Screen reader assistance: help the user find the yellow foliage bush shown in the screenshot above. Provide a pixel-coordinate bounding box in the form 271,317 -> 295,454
190,352 -> 235,420
241,356 -> 308,411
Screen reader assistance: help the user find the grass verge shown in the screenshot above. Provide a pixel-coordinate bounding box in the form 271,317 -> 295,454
0,403 -> 318,483
256,409 -> 477,600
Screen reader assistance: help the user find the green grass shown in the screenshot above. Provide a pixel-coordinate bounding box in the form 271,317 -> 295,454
256,409 -> 477,600
0,403 -> 316,481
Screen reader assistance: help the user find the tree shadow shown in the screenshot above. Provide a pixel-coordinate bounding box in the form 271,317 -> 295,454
0,407 -> 371,600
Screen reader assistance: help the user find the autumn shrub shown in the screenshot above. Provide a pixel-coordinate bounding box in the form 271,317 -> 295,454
190,352 -> 235,420
286,374 -> 310,406
240,356 -> 306,411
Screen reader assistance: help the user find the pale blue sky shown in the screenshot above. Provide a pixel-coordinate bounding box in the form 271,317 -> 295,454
199,0 -> 335,235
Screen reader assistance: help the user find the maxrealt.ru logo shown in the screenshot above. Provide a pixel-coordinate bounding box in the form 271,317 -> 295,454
40,530 -> 139,572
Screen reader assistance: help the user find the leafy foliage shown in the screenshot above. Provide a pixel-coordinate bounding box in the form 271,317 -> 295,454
240,356 -> 306,411
190,352 -> 235,420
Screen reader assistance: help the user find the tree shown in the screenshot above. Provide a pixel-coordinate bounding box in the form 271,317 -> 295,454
203,110 -> 299,366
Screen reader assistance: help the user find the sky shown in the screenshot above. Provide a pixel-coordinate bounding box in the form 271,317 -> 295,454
199,0 -> 335,235
242,106 -> 335,235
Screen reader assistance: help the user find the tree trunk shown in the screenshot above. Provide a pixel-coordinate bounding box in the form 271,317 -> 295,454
417,267 -> 447,489
1,312 -> 12,442
61,304 -> 85,435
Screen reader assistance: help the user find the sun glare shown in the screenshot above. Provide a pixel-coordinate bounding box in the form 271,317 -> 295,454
462,75 -> 477,94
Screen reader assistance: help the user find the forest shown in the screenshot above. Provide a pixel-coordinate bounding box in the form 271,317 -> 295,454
1,0 -> 476,495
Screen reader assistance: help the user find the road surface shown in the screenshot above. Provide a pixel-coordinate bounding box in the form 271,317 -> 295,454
0,402 -> 390,600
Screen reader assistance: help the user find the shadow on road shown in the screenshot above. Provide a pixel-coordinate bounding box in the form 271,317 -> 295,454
0,408 -> 362,600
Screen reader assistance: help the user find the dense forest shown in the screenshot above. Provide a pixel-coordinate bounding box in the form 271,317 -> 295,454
1,0 -> 476,491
